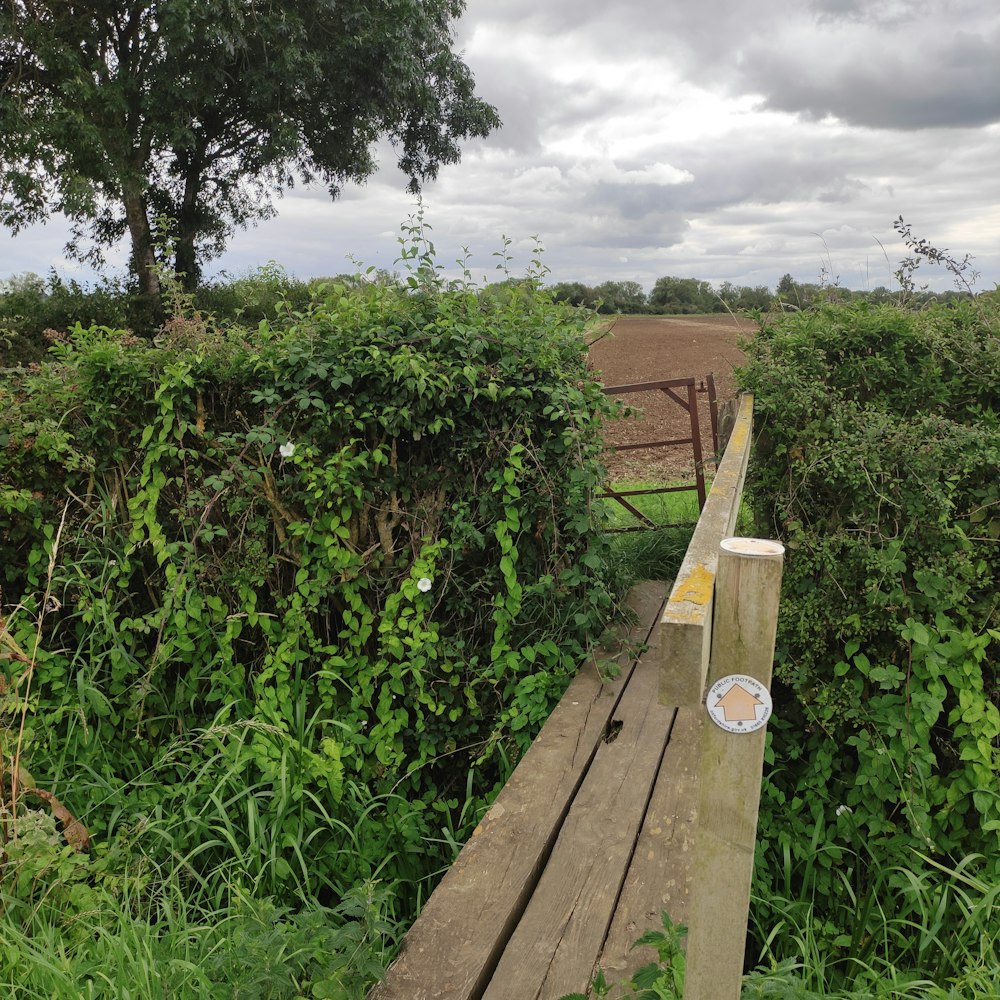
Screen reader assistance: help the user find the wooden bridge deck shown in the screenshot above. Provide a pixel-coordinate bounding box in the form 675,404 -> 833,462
371,581 -> 701,1000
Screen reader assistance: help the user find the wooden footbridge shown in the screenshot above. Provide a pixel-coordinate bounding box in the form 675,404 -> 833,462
371,395 -> 784,1000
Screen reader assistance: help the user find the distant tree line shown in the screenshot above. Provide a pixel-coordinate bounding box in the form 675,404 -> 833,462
547,273 -> 979,315
1,263 -> 985,368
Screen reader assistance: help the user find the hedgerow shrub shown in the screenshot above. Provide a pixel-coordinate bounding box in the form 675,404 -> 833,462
0,271 -> 131,366
191,261 -> 317,326
0,242 -> 615,911
0,265 -> 335,366
738,296 -> 1000,956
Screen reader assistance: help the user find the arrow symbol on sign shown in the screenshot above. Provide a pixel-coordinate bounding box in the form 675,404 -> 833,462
715,683 -> 763,723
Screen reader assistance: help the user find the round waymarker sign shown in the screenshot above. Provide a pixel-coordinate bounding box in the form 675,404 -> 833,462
706,674 -> 772,733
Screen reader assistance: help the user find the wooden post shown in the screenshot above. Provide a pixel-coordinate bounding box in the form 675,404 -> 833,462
683,537 -> 784,1000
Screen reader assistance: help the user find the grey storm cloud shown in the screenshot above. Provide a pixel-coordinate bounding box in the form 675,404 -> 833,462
739,25 -> 1000,129
810,0 -> 938,28
463,0 -> 1000,132
625,132 -> 877,216
465,53 -> 631,155
567,209 -> 691,251
591,180 -> 687,222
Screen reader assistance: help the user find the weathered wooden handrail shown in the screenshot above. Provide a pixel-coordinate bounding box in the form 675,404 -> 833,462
656,392 -> 785,999
659,392 -> 754,708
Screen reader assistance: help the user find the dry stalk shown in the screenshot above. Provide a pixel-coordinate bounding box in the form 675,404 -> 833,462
260,463 -> 303,551
374,492 -> 404,565
11,500 -> 70,825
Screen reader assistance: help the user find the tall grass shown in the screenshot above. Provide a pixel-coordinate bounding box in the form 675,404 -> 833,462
0,853 -> 399,997
747,832 -> 999,998
598,478 -> 700,597
0,716 -> 437,997
563,848 -> 998,1000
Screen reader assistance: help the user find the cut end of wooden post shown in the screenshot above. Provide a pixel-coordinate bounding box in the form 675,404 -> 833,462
720,537 -> 784,558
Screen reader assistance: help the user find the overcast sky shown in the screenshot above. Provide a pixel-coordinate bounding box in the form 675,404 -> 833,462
3,0 -> 999,294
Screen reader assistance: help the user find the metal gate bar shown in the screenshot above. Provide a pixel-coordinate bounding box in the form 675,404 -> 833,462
600,376 -> 709,531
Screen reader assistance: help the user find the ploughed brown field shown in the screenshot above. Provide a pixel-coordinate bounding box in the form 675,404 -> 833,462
586,314 -> 754,482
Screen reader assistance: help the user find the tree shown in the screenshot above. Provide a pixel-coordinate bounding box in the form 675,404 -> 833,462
548,281 -> 596,308
0,1 -> 499,320
776,273 -> 830,310
717,280 -> 739,307
735,284 -> 772,311
775,272 -> 796,298
593,279 -> 646,314
649,275 -> 714,314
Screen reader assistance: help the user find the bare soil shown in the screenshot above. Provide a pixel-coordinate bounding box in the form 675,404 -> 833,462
586,314 -> 754,481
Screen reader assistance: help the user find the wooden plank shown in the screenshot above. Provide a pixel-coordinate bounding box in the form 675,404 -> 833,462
707,373 -> 719,457
659,393 -> 753,708
685,380 -> 707,509
683,539 -> 784,1000
481,620 -> 675,1000
595,707 -> 702,984
371,582 -> 668,1000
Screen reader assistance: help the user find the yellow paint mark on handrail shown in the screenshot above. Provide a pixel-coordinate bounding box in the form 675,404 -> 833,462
726,414 -> 750,454
662,394 -> 753,632
670,563 -> 714,607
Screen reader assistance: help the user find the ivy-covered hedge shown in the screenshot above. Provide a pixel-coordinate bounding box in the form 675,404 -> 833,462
0,267 -> 615,903
738,296 -> 1000,897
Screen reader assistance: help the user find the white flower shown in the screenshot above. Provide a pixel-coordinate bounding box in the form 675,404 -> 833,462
417,577 -> 432,593
279,441 -> 295,458
836,805 -> 852,817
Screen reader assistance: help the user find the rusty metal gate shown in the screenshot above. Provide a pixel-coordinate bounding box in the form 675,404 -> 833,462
599,373 -> 720,532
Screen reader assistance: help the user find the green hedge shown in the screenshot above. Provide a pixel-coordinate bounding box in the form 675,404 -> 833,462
0,271 -> 132,366
738,296 -> 1000,902
0,266 -> 615,905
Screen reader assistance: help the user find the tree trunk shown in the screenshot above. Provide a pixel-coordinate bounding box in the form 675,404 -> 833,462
174,149 -> 204,293
174,227 -> 200,293
123,186 -> 163,333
